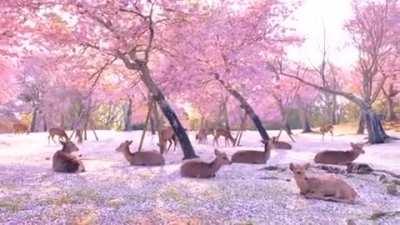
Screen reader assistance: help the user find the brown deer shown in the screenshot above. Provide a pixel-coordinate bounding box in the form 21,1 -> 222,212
231,139 -> 271,164
271,136 -> 292,150
320,124 -> 334,141
180,149 -> 230,178
314,143 -> 365,165
158,127 -> 177,154
195,128 -> 214,144
289,163 -> 358,204
48,127 -> 69,143
213,128 -> 235,147
116,140 -> 165,166
52,140 -> 85,173
13,123 -> 29,134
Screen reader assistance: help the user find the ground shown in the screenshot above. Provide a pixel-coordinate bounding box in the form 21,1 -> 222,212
0,129 -> 399,225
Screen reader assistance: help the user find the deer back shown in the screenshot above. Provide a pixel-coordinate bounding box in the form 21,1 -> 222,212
314,150 -> 359,165
130,151 -> 165,166
180,150 -> 230,178
49,127 -> 68,138
52,142 -> 84,173
231,141 -> 270,164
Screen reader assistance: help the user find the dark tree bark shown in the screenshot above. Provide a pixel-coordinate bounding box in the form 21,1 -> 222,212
357,114 -> 365,134
382,83 -> 399,121
213,73 -> 269,141
124,97 -> 133,131
30,106 -> 38,132
302,111 -> 313,133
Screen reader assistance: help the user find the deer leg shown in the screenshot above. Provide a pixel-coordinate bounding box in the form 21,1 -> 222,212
167,139 -> 173,152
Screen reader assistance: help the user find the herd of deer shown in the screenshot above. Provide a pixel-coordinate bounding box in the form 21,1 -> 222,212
11,121 -> 362,204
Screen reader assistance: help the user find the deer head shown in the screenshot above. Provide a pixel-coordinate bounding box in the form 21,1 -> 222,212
60,140 -> 79,153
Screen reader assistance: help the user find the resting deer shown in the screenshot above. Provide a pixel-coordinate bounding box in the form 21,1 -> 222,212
314,143 -> 365,165
180,149 -> 230,178
13,123 -> 29,134
48,127 -> 69,143
195,128 -> 213,144
158,127 -> 177,154
320,124 -> 334,141
52,140 -> 85,173
116,140 -> 165,166
231,139 -> 271,164
289,163 -> 358,204
213,128 -> 235,147
271,136 -> 292,150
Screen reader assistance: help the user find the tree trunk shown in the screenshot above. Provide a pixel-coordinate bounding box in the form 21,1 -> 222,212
124,97 -> 133,131
331,95 -> 338,125
149,116 -> 156,135
222,97 -> 231,131
214,74 -> 269,141
357,113 -> 365,134
301,107 -> 313,133
363,110 -> 387,143
42,114 -> 47,132
30,106 -> 38,132
386,97 -> 397,121
138,64 -> 197,159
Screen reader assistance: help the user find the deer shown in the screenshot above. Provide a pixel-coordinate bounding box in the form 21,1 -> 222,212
314,143 -> 365,165
52,140 -> 85,173
271,136 -> 292,150
289,163 -> 358,204
158,127 -> 177,154
320,124 -> 334,141
180,149 -> 230,178
116,140 -> 165,166
13,122 -> 29,134
213,128 -> 235,147
195,128 -> 214,144
231,139 -> 271,164
48,127 -> 69,144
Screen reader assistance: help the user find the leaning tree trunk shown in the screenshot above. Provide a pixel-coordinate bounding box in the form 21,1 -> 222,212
214,73 -> 269,141
362,109 -> 388,143
139,64 -> 197,159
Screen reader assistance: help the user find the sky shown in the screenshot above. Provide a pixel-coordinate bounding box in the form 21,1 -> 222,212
287,0 -> 358,68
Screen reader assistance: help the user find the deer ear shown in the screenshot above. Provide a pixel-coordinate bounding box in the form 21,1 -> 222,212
289,163 -> 294,171
127,140 -> 133,145
60,140 -> 66,145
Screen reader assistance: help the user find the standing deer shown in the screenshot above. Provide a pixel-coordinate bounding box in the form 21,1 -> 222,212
158,127 -> 177,154
231,139 -> 271,164
13,123 -> 29,134
116,140 -> 165,166
213,128 -> 235,147
271,136 -> 292,150
48,127 -> 69,144
314,143 -> 365,165
195,128 -> 214,144
320,124 -> 334,141
289,163 -> 358,204
180,149 -> 230,178
52,140 -> 85,173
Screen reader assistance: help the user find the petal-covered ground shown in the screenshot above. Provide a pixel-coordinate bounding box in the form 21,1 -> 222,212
0,130 -> 399,225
